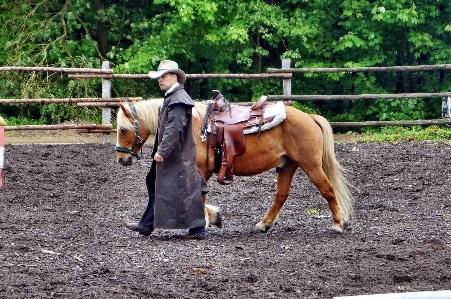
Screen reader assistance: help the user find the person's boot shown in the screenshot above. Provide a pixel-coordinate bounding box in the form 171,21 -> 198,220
123,222 -> 153,236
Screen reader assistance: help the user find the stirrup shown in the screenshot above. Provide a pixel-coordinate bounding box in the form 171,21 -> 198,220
217,165 -> 233,185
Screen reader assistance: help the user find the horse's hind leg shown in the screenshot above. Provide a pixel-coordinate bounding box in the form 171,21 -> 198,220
303,166 -> 344,232
254,163 -> 298,233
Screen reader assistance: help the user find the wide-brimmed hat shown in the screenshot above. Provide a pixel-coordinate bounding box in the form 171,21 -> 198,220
148,60 -> 186,84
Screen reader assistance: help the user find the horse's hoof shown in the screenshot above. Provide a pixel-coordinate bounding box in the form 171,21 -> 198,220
331,224 -> 343,233
213,212 -> 222,229
205,204 -> 222,228
342,220 -> 350,230
253,222 -> 270,233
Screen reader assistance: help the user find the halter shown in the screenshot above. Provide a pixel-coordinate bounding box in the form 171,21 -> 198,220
115,105 -> 148,165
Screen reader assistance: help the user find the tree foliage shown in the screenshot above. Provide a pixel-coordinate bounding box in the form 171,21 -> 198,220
1,0 -> 450,124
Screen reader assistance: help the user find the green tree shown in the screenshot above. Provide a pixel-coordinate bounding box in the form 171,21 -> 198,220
280,0 -> 451,122
1,0 -> 451,125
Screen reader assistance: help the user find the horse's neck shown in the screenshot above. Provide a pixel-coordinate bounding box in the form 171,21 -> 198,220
137,99 -> 163,135
137,99 -> 207,135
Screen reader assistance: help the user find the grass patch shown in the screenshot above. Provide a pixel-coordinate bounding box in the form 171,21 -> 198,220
354,125 -> 451,142
2,117 -> 47,126
305,207 -> 320,216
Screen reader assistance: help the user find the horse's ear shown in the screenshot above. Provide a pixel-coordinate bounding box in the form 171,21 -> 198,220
119,103 -> 132,118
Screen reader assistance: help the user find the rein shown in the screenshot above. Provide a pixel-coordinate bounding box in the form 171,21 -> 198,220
115,105 -> 149,167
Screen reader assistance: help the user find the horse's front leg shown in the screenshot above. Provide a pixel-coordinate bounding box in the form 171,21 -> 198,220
254,163 -> 298,233
205,201 -> 222,228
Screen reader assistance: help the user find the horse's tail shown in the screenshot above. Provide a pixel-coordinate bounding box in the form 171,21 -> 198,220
312,114 -> 354,223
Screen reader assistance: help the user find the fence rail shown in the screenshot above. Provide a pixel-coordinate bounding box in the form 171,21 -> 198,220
267,63 -> 451,73
4,124 -> 112,131
0,66 -> 112,74
0,97 -> 142,104
330,119 -> 451,128
268,92 -> 451,101
68,73 -> 292,79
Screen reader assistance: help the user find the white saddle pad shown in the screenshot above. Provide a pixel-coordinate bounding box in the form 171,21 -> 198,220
244,101 -> 286,135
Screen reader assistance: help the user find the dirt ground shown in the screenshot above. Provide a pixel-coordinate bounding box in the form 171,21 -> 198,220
0,131 -> 450,298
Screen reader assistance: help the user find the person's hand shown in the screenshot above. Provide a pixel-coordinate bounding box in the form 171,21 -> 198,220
154,152 -> 164,162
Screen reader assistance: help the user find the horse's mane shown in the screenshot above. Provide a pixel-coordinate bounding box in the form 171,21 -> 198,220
116,99 -> 208,134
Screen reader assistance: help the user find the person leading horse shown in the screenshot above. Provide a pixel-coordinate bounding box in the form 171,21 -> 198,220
121,60 -> 208,240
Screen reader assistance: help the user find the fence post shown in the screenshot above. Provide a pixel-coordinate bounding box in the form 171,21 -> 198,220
0,116 -> 4,188
282,58 -> 291,96
102,61 -> 112,144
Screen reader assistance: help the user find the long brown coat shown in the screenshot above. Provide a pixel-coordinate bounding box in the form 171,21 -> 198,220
150,85 -> 206,229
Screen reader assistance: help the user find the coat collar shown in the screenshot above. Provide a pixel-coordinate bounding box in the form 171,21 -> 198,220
164,84 -> 184,98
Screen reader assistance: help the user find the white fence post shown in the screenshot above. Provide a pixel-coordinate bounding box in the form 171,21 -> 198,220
282,58 -> 291,96
102,61 -> 112,144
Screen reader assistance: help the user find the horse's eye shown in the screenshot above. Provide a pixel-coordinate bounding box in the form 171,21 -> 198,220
120,128 -> 127,134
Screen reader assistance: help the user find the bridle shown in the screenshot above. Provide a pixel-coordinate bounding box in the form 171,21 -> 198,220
115,105 -> 149,166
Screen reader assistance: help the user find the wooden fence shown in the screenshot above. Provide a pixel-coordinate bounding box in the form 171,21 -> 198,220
268,61 -> 451,127
0,60 -> 292,144
1,60 -> 451,143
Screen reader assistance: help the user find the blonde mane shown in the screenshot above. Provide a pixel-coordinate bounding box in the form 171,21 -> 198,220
116,99 -> 208,134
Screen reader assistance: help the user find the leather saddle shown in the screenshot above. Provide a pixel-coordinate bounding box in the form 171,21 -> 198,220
201,90 -> 268,185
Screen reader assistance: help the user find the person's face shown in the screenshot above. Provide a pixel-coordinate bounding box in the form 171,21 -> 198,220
158,73 -> 178,91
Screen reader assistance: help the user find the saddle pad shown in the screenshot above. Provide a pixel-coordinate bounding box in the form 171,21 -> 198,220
244,101 -> 286,135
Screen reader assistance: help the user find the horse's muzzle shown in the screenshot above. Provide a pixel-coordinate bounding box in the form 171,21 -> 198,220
117,156 -> 133,166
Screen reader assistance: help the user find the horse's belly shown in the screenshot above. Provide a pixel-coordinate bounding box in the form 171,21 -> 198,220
232,138 -> 285,176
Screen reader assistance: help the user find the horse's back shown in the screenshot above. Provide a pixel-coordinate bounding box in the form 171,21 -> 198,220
193,104 -> 327,176
231,106 -> 324,175
280,106 -> 324,149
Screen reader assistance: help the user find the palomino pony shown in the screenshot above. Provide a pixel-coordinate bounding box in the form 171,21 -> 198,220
115,98 -> 354,233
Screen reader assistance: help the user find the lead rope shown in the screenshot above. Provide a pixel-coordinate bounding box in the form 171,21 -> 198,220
137,158 -> 150,169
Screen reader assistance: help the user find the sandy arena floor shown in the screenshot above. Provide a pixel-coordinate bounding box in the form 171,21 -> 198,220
0,138 -> 450,298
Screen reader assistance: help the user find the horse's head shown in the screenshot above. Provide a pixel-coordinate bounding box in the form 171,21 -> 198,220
115,102 -> 151,166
